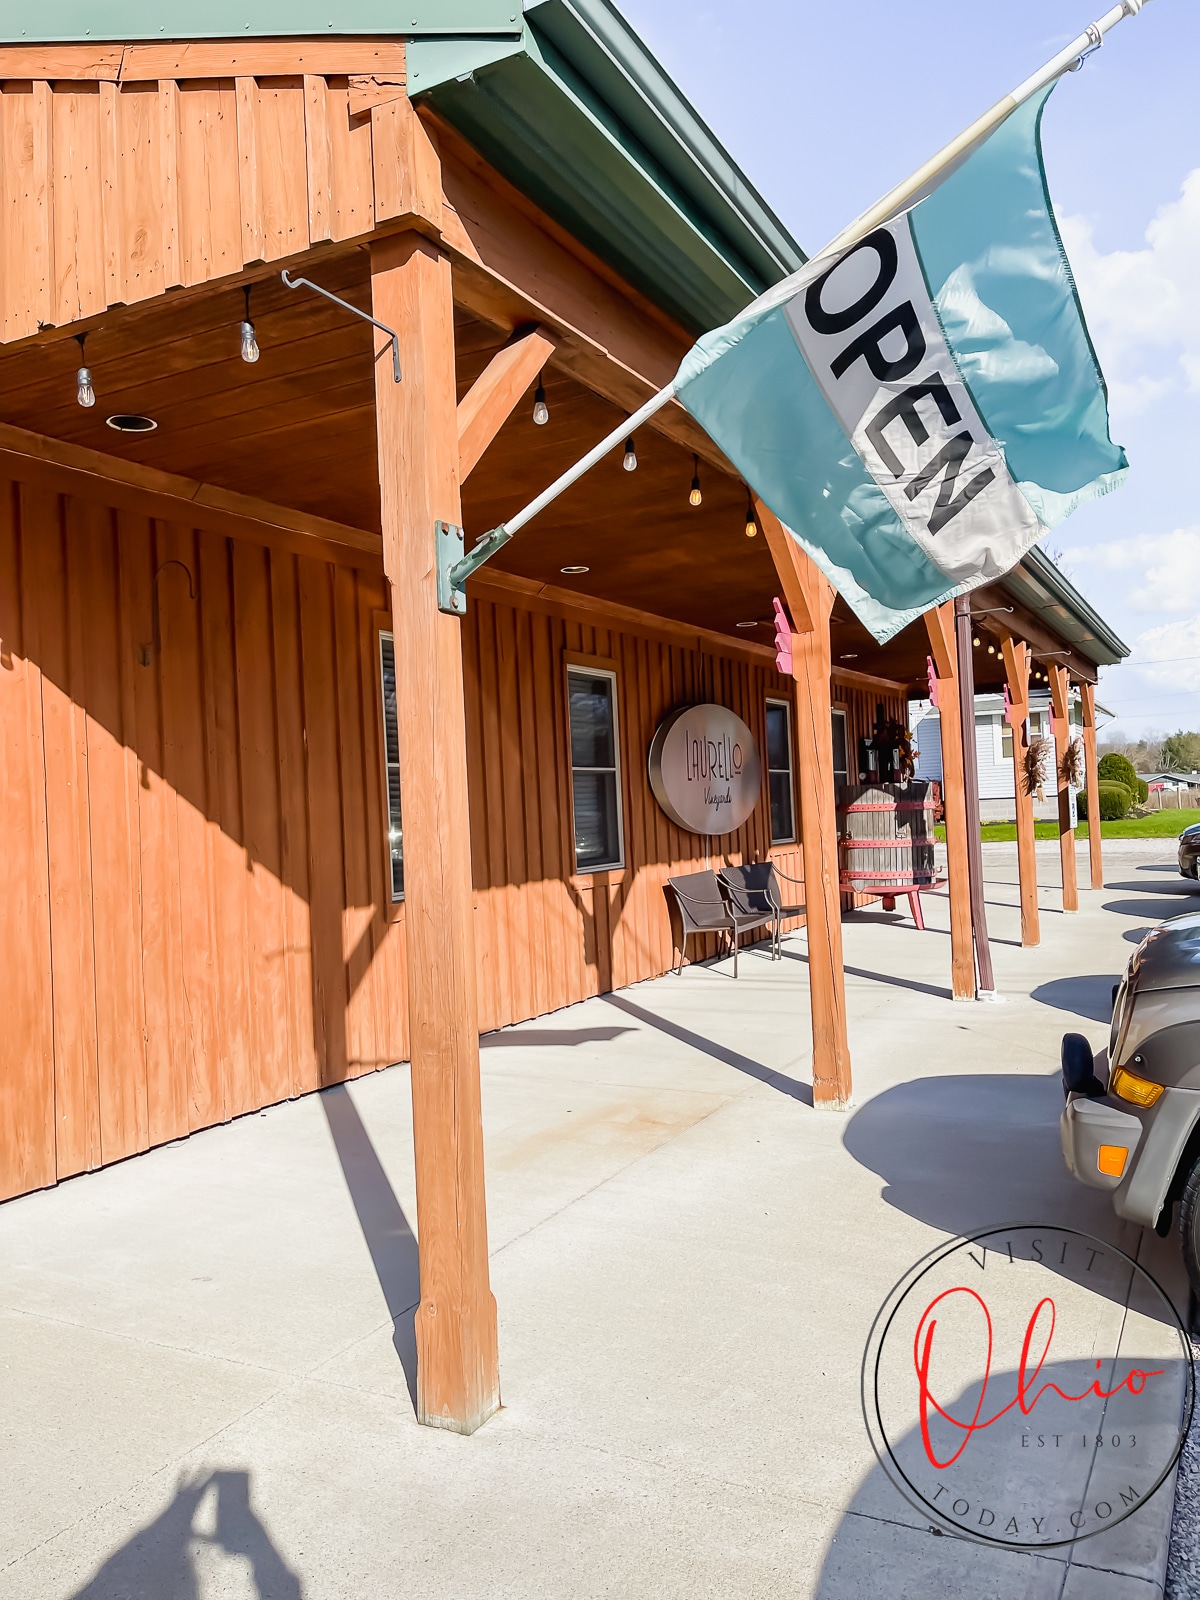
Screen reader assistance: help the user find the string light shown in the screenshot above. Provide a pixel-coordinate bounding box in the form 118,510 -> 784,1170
622,435 -> 637,472
75,333 -> 95,408
239,285 -> 260,364
973,636 -> 981,647
689,454 -> 702,507
987,643 -> 996,654
532,373 -> 549,426
744,488 -> 757,538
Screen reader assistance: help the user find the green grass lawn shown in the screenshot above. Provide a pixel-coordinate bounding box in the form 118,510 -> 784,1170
932,808 -> 1200,844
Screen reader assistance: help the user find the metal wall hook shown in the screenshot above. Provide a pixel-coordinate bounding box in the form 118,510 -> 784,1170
280,269 -> 402,383
150,558 -> 196,656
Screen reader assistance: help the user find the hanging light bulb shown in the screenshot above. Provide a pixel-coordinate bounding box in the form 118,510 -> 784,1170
973,636 -> 981,647
744,488 -> 757,538
622,435 -> 637,472
75,333 -> 95,408
987,643 -> 996,654
689,454 -> 702,507
239,284 -> 260,364
532,373 -> 549,426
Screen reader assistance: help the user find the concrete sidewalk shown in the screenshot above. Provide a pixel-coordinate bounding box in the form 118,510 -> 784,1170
0,840 -> 1193,1599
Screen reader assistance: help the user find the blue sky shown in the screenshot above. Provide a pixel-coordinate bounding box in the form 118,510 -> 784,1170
615,0 -> 1199,739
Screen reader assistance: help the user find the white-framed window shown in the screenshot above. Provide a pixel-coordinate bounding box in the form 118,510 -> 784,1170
567,667 -> 624,872
378,632 -> 404,901
831,707 -> 850,787
765,698 -> 796,844
1002,721 -> 1014,761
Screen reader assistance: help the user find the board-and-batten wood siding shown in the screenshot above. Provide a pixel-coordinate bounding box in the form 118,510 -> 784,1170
0,42 -> 416,343
463,597 -> 804,1026
0,474 -> 407,1200
0,470 -> 803,1201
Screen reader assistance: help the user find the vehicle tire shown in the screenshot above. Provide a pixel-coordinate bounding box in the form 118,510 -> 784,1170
1179,1153 -> 1200,1299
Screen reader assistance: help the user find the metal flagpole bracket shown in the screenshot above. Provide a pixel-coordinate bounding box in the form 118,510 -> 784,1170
280,269 -> 402,383
436,522 -> 512,615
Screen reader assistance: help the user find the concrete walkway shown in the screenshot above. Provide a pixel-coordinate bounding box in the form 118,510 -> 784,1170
0,840 -> 1193,1598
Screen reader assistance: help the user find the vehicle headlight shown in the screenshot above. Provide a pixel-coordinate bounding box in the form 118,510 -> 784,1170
1110,1065 -> 1164,1108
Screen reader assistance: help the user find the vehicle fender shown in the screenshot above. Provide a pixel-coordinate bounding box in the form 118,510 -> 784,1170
1114,1087 -> 1200,1228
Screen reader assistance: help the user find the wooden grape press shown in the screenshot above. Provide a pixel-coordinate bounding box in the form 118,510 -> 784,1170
837,706 -> 940,927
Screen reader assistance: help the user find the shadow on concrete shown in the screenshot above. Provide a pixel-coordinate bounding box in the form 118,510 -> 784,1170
780,947 -> 952,1002
840,1072 -> 1163,1319
71,1469 -> 302,1599
599,992 -> 813,1106
1107,881 -> 1200,896
815,1360 -> 1187,1597
1102,899 -> 1200,924
1031,975 -> 1117,1025
480,1027 -> 635,1049
321,1084 -> 420,1411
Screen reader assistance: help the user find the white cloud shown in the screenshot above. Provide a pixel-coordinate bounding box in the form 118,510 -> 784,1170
1126,616 -> 1200,692
1060,170 -> 1200,419
1061,525 -> 1200,614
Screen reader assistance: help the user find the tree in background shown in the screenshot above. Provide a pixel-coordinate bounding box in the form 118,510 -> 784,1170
1161,731 -> 1200,774
1098,733 -> 1165,773
1098,752 -> 1148,805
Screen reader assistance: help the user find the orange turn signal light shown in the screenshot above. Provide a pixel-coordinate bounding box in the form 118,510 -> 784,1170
1110,1065 -> 1164,1108
1097,1144 -> 1129,1178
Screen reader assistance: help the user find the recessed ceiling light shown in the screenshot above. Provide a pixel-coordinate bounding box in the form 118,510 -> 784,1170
560,564 -> 589,575
735,621 -> 759,629
840,652 -> 858,660
106,414 -> 157,434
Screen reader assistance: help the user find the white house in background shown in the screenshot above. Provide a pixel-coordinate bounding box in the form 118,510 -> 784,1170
908,690 -> 1082,803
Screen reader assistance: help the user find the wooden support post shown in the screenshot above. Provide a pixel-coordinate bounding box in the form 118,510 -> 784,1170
757,502 -> 851,1108
954,597 -> 995,993
1080,680 -> 1104,891
457,327 -> 557,483
924,602 -> 975,999
1000,635 -> 1040,947
370,231 -> 500,1435
1049,663 -> 1079,913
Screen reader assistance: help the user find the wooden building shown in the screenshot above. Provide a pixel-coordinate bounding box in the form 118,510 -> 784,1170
0,3 -> 1126,1433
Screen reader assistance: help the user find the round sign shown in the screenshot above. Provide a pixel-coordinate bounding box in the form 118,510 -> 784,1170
861,1223 -> 1194,1551
647,704 -> 762,836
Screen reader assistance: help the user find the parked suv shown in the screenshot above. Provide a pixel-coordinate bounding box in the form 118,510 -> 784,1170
1178,822 -> 1200,880
1061,911 -> 1200,1294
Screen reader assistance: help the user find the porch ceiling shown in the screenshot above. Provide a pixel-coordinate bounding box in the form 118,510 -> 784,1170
0,262 -> 1088,692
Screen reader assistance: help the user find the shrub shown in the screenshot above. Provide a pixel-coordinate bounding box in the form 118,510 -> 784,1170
1078,781 -> 1132,822
1136,777 -> 1149,804
1098,752 -> 1140,795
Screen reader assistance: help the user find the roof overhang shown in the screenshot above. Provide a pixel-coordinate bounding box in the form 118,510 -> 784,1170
999,546 -> 1129,671
411,0 -> 806,332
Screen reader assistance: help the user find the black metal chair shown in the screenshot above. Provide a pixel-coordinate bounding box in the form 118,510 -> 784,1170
719,862 -> 804,960
665,870 -> 772,978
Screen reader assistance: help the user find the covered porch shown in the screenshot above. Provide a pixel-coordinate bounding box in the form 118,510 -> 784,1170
0,10 -> 1128,1443
0,839 -> 1186,1599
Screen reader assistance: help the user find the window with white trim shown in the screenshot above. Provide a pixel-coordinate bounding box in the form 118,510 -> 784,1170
379,632 -> 404,900
766,698 -> 796,844
567,667 -> 624,872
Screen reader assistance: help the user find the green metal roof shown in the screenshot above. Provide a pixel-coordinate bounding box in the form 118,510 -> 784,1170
411,0 -> 807,332
1003,546 -> 1129,669
2,2 -> 519,40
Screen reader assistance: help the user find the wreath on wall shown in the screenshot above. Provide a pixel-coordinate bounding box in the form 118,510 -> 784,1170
1023,736 -> 1051,797
1060,737 -> 1085,791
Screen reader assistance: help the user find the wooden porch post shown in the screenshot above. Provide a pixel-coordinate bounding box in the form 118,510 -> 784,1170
1000,636 -> 1040,946
1080,680 -> 1104,891
370,231 -> 500,1434
924,602 -> 975,999
757,503 -> 852,1108
1049,663 -> 1079,914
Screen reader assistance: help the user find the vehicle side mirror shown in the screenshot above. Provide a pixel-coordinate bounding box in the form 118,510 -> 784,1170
1061,1032 -> 1106,1100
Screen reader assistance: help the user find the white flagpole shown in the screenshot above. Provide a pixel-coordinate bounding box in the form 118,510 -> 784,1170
489,0 -> 1153,548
